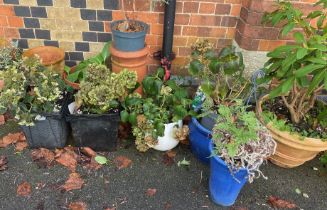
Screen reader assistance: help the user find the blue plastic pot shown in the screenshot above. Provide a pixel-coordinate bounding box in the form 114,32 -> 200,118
208,143 -> 248,206
111,20 -> 149,52
189,117 -> 212,164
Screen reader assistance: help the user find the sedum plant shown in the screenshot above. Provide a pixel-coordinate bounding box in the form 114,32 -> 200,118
121,68 -> 193,152
212,100 -> 276,182
261,0 -> 327,124
0,56 -> 64,126
75,63 -> 137,114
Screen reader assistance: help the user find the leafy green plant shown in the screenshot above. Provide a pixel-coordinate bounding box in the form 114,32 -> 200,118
188,40 -> 249,117
0,41 -> 22,71
211,100 -> 276,182
121,68 -> 193,152
74,63 -> 138,114
65,42 -> 111,85
261,1 -> 327,124
0,56 -> 65,126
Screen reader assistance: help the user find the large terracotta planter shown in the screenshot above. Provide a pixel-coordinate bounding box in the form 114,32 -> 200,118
23,46 -> 65,74
256,94 -> 327,168
110,45 -> 149,94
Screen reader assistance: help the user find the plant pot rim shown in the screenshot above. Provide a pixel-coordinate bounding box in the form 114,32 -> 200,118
191,117 -> 212,135
23,46 -> 65,66
256,94 -> 327,150
208,142 -> 248,173
63,66 -> 80,90
110,44 -> 149,58
110,19 -> 149,34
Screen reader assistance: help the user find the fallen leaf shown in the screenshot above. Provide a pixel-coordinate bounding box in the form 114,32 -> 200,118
31,148 -> 55,168
302,193 -> 309,198
166,150 -> 177,158
177,158 -> 190,167
17,181 -> 32,197
113,156 -> 132,169
81,147 -> 96,157
146,188 -> 157,196
295,188 -> 301,194
162,153 -> 174,166
164,202 -> 172,210
94,155 -> 108,165
0,155 -> 8,171
85,157 -> 102,171
62,173 -> 84,192
15,142 -> 28,152
267,196 -> 297,209
0,132 -> 23,148
55,147 -> 78,172
68,201 -> 87,210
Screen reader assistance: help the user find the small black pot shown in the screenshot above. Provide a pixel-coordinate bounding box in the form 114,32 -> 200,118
110,20 -> 149,52
66,113 -> 120,151
21,113 -> 69,149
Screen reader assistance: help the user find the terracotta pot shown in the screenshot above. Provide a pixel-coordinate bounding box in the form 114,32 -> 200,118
110,45 -> 149,94
0,79 -> 4,90
256,94 -> 327,168
23,46 -> 65,74
63,66 -> 80,90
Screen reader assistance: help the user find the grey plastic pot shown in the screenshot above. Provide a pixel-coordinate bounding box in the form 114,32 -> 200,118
21,113 -> 68,149
111,20 -> 149,52
200,112 -> 218,131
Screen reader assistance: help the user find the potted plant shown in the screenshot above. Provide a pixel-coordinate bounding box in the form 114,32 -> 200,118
121,68 -> 192,152
257,1 -> 327,168
0,56 -> 68,148
66,63 -> 138,151
63,42 -> 111,90
188,40 -> 249,163
209,100 -> 276,206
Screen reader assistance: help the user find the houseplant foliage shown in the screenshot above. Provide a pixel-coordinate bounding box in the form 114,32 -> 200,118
68,63 -> 138,151
0,56 -> 64,126
258,0 -> 327,167
121,68 -> 192,152
209,100 -> 276,206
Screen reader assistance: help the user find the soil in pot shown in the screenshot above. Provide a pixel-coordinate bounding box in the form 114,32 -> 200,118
116,20 -> 145,32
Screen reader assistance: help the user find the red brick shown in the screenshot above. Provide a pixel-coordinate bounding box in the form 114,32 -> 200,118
150,24 -> 163,35
174,26 -> 182,35
145,34 -> 158,45
176,2 -> 183,13
183,26 -> 226,38
190,15 -> 221,26
225,0 -> 241,3
216,38 -> 233,48
0,16 -> 8,26
135,0 -> 150,11
230,4 -> 241,16
4,27 -> 19,39
221,16 -> 238,27
183,2 -> 199,13
178,47 -> 191,56
215,4 -> 231,15
175,14 -> 190,25
0,27 -> 4,37
135,12 -> 158,24
173,36 -> 187,47
199,3 -> 215,14
7,16 -> 23,28
235,30 -> 260,50
157,35 -> 163,46
112,11 -> 125,20
104,21 -> 111,32
121,0 -> 134,11
0,6 -> 14,16
226,28 -> 236,38
258,40 -> 287,51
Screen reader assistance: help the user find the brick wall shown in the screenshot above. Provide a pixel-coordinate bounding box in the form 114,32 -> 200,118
0,0 -> 319,73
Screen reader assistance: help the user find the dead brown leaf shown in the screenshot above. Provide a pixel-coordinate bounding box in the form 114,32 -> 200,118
146,188 -> 157,196
162,153 -> 174,166
164,202 -> 172,210
55,147 -> 78,172
113,156 -> 132,169
0,132 -> 23,148
17,181 -> 32,197
62,173 -> 84,192
31,148 -> 55,168
0,155 -> 8,171
15,142 -> 28,152
81,147 -> 96,157
68,201 -> 87,210
267,196 -> 297,209
85,157 -> 102,171
166,150 -> 177,158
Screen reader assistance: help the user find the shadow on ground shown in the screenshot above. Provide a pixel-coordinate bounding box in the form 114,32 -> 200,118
1,121 -> 327,210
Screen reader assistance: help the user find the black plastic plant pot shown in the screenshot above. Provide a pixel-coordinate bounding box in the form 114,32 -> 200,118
110,20 -> 149,52
67,113 -> 120,151
21,114 -> 69,149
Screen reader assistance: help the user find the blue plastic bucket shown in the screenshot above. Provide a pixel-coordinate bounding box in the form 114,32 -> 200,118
208,143 -> 248,206
111,20 -> 148,52
189,117 -> 212,164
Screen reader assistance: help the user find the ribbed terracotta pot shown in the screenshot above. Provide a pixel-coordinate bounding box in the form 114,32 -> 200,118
256,94 -> 327,168
23,46 -> 65,74
110,45 -> 149,94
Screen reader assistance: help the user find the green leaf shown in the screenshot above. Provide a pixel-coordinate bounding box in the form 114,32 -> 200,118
188,60 -> 203,75
307,11 -> 323,19
296,48 -> 308,59
67,70 -> 81,82
120,110 -> 129,123
317,14 -> 326,28
324,72 -> 327,90
307,57 -> 327,65
101,41 -> 111,61
95,155 -> 108,165
294,32 -> 305,43
320,152 -> 327,164
156,122 -> 165,137
201,80 -> 214,96
128,112 -> 137,126
64,65 -> 70,74
156,67 -> 165,78
281,77 -> 295,94
295,64 -> 324,77
310,44 -> 327,52
209,59 -> 220,74
269,84 -> 283,99
307,70 -> 325,94
282,22 -> 295,36
177,158 -> 190,167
